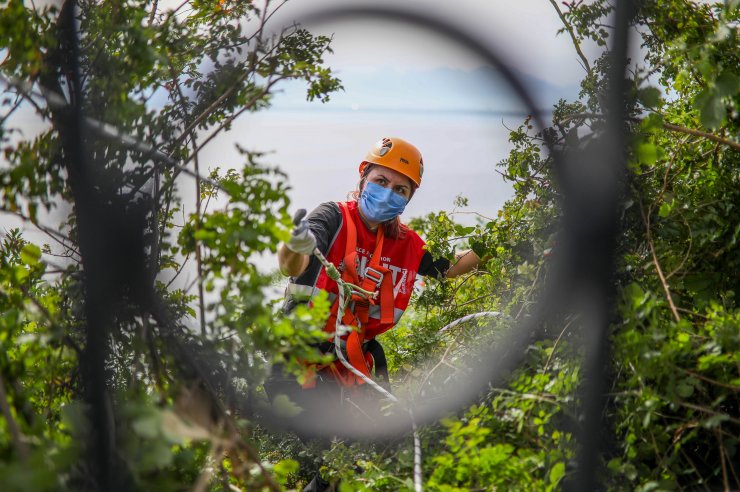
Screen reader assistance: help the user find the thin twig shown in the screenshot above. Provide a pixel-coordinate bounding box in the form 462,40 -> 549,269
448,210 -> 495,221
162,19 -> 296,160
675,367 -> 740,392
547,0 -> 592,73
182,77 -> 285,163
543,316 -> 578,373
676,400 -> 740,426
191,441 -> 226,492
666,214 -> 692,280
192,139 -> 207,337
0,97 -> 24,126
662,122 -> 739,150
716,427 -> 730,492
638,199 -> 681,322
418,330 -> 465,392
488,387 -> 562,407
453,293 -> 495,309
155,77 -> 283,203
165,253 -> 191,289
680,448 -> 711,492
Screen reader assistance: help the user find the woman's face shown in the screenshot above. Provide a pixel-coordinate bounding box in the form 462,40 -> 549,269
363,165 -> 414,200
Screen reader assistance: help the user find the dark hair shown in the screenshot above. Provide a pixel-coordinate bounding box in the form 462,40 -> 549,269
348,164 -> 417,240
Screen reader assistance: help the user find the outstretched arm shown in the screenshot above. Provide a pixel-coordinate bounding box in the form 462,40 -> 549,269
278,244 -> 310,277
278,208 -> 316,277
446,249 -> 481,278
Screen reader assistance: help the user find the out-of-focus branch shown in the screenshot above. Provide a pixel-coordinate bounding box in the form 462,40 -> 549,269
0,370 -> 30,462
557,112 -> 740,151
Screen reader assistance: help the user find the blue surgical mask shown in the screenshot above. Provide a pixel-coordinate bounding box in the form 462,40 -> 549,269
359,181 -> 408,223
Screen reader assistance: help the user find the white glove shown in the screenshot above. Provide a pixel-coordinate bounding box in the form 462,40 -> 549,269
286,211 -> 317,255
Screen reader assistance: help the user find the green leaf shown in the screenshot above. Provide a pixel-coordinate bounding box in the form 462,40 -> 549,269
273,459 -> 300,484
683,274 -> 714,294
715,71 -> 740,97
641,113 -> 664,131
20,243 -> 41,266
702,414 -> 729,429
676,382 -> 694,397
141,441 -> 174,469
548,462 -> 566,485
694,89 -> 725,129
637,87 -> 662,108
12,265 -> 29,282
636,143 -> 659,165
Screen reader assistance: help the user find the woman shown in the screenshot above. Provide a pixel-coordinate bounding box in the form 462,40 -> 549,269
274,136 -> 480,395
272,136 -> 481,490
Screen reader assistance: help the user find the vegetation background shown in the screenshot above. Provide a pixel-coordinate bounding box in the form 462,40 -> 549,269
0,0 -> 738,490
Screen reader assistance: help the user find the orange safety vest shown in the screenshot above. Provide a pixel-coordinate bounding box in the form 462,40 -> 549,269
302,201 -> 425,388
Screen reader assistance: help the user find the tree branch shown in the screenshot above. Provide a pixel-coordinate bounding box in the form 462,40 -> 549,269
0,208 -> 81,258
676,400 -> 740,426
548,0 -> 592,73
661,122 -> 739,151
147,0 -> 159,26
675,367 -> 740,392
717,427 -> 730,492
638,199 -> 681,323
557,112 -> 740,151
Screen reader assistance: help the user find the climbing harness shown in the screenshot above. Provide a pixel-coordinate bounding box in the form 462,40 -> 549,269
302,201 -> 398,389
293,209 -> 503,492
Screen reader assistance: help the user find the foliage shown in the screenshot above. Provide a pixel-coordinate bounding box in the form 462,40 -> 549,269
0,0 -> 340,490
1,0 -> 739,491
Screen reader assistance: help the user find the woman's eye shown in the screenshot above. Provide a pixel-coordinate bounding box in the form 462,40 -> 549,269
395,187 -> 407,195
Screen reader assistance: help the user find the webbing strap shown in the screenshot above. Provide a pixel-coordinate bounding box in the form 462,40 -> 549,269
346,330 -> 371,379
318,202 -> 394,386
340,202 -> 358,259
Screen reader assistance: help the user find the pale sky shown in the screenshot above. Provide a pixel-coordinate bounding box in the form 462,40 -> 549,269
266,0 -> 603,86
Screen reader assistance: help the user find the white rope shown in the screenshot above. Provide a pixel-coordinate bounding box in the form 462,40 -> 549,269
437,311 -> 502,334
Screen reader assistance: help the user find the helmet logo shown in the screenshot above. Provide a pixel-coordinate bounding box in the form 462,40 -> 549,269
378,138 -> 393,157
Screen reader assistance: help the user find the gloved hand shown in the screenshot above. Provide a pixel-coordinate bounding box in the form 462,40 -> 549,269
285,209 -> 317,255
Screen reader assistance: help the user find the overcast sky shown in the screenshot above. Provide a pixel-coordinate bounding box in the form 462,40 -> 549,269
265,0 -> 603,86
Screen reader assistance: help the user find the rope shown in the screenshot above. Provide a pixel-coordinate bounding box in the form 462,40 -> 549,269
437,311 -> 503,334
311,247 -> 423,492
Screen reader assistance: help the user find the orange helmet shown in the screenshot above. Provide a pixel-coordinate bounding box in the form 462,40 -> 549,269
359,137 -> 424,187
